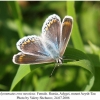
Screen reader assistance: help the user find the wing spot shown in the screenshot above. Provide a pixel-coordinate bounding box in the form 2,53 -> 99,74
26,39 -> 31,43
23,41 -> 27,45
18,55 -> 25,62
50,20 -> 54,24
45,27 -> 48,31
47,23 -> 51,27
45,19 -> 56,30
19,55 -> 23,60
31,38 -> 34,42
53,19 -> 56,22
21,44 -> 24,48
63,21 -> 71,26
22,39 -> 31,45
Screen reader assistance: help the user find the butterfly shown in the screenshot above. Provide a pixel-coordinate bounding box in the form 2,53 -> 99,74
13,14 -> 73,76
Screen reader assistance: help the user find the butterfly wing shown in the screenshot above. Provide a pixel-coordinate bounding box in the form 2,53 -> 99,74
42,14 -> 61,50
13,52 -> 55,64
13,14 -> 73,65
13,35 -> 55,64
59,16 -> 73,57
16,35 -> 50,56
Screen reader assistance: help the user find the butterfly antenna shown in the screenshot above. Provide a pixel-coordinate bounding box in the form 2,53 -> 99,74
49,64 -> 57,77
63,58 -> 72,61
63,58 -> 78,62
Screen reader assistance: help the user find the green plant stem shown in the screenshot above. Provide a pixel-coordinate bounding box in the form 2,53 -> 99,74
8,1 -> 24,38
66,1 -> 85,53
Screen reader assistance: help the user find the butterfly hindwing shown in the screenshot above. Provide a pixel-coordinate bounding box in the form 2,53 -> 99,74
13,52 -> 55,64
59,16 -> 73,57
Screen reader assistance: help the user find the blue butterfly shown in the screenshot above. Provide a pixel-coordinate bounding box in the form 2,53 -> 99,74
13,14 -> 73,75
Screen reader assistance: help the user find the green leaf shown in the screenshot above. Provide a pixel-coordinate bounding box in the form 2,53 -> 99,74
88,41 -> 100,55
65,48 -> 94,91
87,41 -> 100,67
87,54 -> 100,67
10,64 -> 30,91
10,48 -> 94,91
10,64 -> 44,91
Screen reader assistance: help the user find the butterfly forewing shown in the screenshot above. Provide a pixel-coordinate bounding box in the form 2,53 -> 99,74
42,14 -> 61,50
16,35 -> 50,56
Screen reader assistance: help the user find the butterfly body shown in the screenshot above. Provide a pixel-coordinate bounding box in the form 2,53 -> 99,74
13,14 -> 73,66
